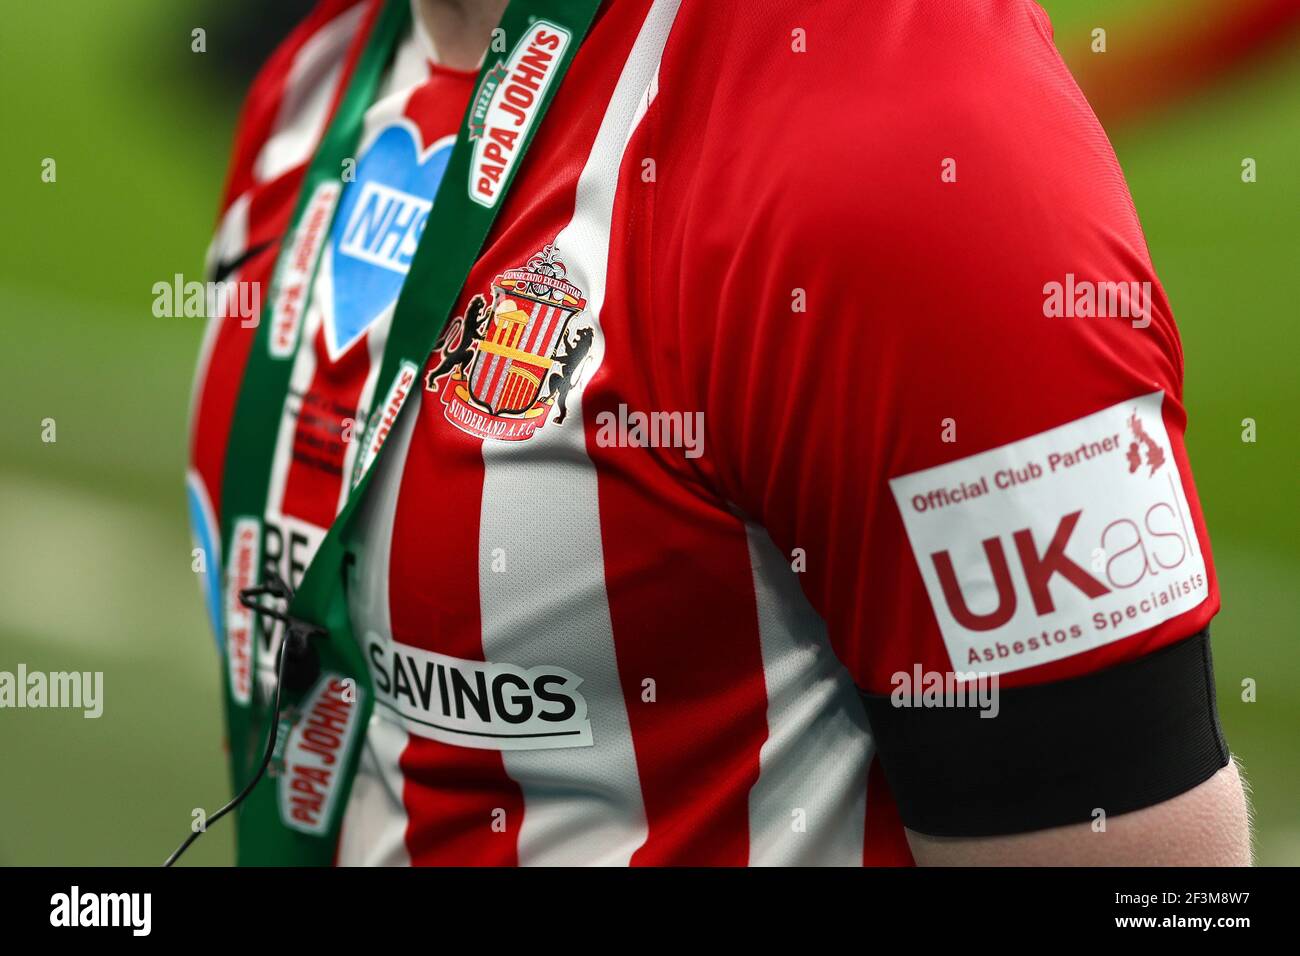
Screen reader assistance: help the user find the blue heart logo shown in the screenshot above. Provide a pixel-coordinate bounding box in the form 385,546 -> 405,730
327,121 -> 453,354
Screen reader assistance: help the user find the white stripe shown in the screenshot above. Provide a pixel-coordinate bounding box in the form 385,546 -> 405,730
338,398 -> 420,866
744,522 -> 872,866
254,3 -> 367,184
477,0 -> 682,866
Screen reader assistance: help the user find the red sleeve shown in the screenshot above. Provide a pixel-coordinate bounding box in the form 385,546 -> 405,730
665,0 -> 1219,694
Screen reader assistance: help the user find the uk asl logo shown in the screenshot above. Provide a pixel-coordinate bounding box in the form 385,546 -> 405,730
425,243 -> 594,442
890,392 -> 1209,676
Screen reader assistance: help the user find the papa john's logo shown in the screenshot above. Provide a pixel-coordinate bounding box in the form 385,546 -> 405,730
426,244 -> 593,442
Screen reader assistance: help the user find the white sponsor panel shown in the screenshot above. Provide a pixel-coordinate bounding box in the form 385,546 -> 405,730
890,391 -> 1209,676
224,517 -> 261,705
254,513 -> 327,701
352,360 -> 419,487
270,181 -> 340,357
280,673 -> 363,836
467,22 -> 571,207
364,634 -> 592,750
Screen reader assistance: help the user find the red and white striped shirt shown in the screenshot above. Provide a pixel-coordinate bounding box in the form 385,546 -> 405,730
189,0 -> 1220,865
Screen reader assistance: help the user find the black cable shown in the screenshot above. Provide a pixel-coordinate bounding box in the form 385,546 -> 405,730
163,571 -> 318,867
163,630 -> 292,867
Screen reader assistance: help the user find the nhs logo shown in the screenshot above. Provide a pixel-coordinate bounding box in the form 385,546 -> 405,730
339,181 -> 431,272
326,121 -> 454,356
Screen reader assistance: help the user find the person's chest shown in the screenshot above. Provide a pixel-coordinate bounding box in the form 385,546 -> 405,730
193,4 -> 886,865
256,0 -> 739,714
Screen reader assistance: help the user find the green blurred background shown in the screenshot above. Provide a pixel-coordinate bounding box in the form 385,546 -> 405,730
0,0 -> 1295,865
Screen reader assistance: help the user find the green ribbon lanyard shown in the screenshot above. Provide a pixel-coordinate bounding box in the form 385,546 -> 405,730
217,0 -> 603,865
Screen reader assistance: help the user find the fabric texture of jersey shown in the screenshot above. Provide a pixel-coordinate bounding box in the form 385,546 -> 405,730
189,0 -> 1222,865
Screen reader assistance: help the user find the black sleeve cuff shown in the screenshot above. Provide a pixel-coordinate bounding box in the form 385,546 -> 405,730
859,629 -> 1229,837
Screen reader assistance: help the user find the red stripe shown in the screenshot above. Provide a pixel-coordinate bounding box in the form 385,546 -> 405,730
279,326 -> 372,528
585,98 -> 769,865
387,397 -> 524,865
189,244 -> 279,518
591,434 -> 768,865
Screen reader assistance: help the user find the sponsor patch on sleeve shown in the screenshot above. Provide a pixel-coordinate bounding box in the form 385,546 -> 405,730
889,391 -> 1209,676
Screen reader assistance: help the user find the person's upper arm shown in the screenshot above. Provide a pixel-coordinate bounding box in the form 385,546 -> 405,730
907,762 -> 1250,866
670,0 -> 1239,858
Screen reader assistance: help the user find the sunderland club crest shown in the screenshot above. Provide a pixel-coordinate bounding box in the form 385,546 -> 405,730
427,244 -> 592,441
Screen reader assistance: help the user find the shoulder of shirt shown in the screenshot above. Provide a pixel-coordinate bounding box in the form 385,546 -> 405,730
218,0 -> 371,212
676,0 -> 1065,159
658,0 -> 1106,249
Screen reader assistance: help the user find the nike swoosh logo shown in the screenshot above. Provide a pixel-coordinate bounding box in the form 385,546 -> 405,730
211,240 -> 272,283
